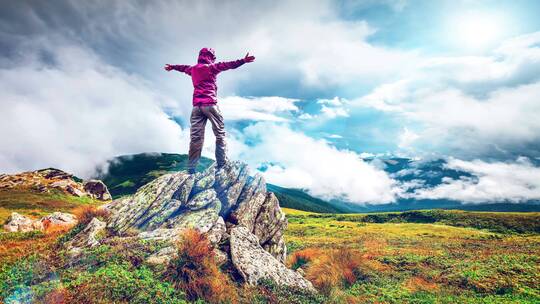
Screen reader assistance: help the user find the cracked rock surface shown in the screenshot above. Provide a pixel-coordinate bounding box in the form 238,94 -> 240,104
68,161 -> 312,291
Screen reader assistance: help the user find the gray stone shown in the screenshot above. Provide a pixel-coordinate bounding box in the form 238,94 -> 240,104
207,216 -> 226,245
83,180 -> 112,201
146,246 -> 177,265
65,218 -> 106,251
230,226 -> 315,292
186,188 -> 218,210
107,172 -> 189,232
40,212 -> 78,230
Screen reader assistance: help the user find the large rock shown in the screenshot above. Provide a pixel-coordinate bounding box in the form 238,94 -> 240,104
230,226 -> 315,292
67,160 -> 312,291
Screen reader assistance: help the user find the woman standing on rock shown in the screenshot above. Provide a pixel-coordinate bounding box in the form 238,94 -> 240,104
165,48 -> 255,174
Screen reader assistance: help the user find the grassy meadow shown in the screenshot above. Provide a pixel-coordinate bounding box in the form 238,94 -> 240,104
284,208 -> 540,303
0,189 -> 539,303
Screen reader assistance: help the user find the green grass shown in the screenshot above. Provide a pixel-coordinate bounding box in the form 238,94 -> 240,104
285,209 -> 540,235
285,209 -> 540,303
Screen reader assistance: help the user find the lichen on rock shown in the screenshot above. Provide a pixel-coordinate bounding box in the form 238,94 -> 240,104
65,160 -> 314,292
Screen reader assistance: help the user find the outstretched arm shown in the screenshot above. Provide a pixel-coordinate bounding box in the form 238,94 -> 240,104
212,52 -> 255,73
164,64 -> 192,75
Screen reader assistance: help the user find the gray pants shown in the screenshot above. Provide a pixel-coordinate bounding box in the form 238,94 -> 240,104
188,105 -> 228,171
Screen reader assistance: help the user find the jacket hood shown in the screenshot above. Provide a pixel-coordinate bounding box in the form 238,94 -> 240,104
198,48 -> 216,64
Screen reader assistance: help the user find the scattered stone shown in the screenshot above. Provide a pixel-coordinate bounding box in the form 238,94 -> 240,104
3,212 -> 40,232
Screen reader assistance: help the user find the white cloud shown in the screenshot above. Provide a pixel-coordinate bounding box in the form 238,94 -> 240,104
298,113 -> 315,120
356,32 -> 540,158
317,97 -> 344,106
326,134 -> 343,139
218,96 -> 299,122
320,105 -> 349,118
0,40 -> 187,177
398,127 -> 419,149
230,122 -> 398,204
407,157 -> 540,203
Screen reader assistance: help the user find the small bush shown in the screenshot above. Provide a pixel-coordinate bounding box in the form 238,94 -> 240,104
164,229 -> 238,303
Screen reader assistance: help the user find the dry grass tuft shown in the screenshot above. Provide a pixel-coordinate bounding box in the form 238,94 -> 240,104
303,248 -> 367,294
72,205 -> 109,226
287,247 -> 323,270
164,229 -> 238,303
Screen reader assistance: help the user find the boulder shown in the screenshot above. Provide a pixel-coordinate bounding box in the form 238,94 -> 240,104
230,226 -> 315,292
3,212 -> 40,232
83,180 -> 112,200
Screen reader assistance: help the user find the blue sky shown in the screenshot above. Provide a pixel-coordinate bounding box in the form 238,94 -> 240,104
1,0 -> 540,204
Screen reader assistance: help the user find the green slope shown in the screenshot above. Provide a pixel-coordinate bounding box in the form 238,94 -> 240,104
267,184 -> 345,213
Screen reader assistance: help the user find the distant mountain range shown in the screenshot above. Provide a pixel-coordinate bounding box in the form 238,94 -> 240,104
94,153 -> 540,213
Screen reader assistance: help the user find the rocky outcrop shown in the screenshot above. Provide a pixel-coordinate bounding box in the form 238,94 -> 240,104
3,211 -> 78,232
230,226 -> 315,292
104,161 -> 287,262
0,168 -> 111,201
68,161 -> 310,291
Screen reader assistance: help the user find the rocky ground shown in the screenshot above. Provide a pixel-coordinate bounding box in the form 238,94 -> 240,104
0,168 -> 111,200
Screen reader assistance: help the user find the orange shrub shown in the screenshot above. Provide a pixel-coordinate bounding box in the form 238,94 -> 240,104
164,229 -> 238,303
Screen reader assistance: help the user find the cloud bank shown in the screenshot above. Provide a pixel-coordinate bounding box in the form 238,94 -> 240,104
0,40 -> 186,177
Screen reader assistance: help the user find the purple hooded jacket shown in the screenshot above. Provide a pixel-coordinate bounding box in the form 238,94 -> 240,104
169,48 -> 247,106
